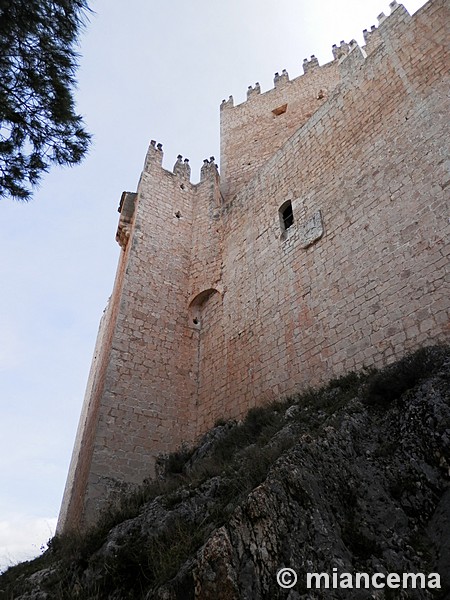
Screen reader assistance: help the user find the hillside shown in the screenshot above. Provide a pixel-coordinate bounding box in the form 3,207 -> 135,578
1,345 -> 449,600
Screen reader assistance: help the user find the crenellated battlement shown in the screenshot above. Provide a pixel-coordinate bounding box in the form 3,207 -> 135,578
220,95 -> 234,110
144,139 -> 164,170
246,82 -> 261,100
220,1 -> 412,115
376,0 -> 411,27
221,52 -> 336,111
332,41 -> 350,60
274,69 -> 290,86
219,1 -> 417,201
221,55 -> 336,111
363,25 -> 377,44
361,24 -> 383,56
142,140 -> 220,186
200,156 -> 219,182
302,56 -> 320,73
173,154 -> 191,180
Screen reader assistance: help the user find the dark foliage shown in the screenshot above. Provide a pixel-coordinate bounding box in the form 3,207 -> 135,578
0,0 -> 91,200
363,345 -> 448,406
165,446 -> 195,475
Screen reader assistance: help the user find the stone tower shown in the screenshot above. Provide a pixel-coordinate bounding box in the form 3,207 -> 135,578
58,0 -> 449,532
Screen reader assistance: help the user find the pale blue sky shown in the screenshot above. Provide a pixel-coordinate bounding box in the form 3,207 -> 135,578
0,0 -> 427,570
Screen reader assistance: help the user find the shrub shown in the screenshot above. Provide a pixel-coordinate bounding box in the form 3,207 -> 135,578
165,446 -> 194,475
363,346 -> 448,407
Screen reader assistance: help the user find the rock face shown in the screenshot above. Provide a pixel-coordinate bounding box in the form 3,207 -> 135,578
1,346 -> 449,599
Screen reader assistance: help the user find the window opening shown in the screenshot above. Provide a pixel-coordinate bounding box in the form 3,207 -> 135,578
280,200 -> 294,231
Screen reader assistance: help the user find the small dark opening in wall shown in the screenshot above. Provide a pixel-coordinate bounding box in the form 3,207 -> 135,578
193,318 -> 199,325
280,200 -> 294,231
272,103 -> 288,116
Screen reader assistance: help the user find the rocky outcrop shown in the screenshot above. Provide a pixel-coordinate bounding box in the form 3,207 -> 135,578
1,346 -> 449,600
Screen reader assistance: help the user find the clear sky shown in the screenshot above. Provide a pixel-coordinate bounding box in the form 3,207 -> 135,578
0,0 -> 428,571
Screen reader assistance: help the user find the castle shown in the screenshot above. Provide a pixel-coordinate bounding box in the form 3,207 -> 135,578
58,0 -> 449,532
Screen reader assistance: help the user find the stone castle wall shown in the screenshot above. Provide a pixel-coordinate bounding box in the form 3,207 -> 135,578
196,0 -> 450,432
219,58 -> 341,200
58,0 -> 450,531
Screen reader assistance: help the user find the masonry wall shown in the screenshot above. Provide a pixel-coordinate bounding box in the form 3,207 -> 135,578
88,148 -> 199,498
60,149 -> 195,529
57,248 -> 129,532
195,0 -> 450,432
59,146 -> 233,529
188,161 -> 223,299
220,60 -> 342,201
59,0 -> 449,531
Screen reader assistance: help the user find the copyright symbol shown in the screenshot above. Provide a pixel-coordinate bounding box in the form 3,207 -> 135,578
276,567 -> 297,589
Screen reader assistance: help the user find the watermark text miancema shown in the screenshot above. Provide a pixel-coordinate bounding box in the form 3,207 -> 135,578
276,567 -> 441,590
